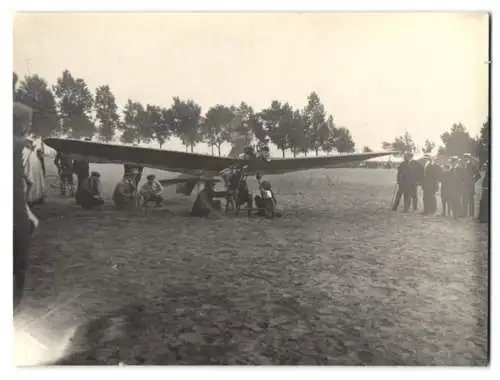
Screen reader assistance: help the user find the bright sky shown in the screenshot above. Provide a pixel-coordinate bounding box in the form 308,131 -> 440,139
13,12 -> 489,156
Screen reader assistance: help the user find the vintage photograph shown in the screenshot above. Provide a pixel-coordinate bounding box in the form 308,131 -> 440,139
13,12 -> 489,365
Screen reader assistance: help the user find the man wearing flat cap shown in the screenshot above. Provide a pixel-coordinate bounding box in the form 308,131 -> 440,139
139,174 -> 164,206
77,171 -> 105,209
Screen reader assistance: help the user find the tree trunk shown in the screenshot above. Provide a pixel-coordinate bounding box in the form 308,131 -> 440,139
185,145 -> 189,152
190,144 -> 194,153
217,144 -> 222,157
211,144 -> 214,156
159,142 -> 163,149
281,148 -> 285,158
315,148 -> 319,156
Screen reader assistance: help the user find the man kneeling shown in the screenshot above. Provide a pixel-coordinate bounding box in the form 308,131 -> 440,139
77,171 -> 105,209
113,173 -> 137,209
191,180 -> 223,217
139,174 -> 164,206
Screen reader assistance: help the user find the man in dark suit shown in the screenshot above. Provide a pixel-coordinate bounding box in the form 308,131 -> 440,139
422,155 -> 441,215
392,152 -> 421,212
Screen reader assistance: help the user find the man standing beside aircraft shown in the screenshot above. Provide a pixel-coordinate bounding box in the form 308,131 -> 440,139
54,151 -> 75,196
421,155 -> 441,215
440,163 -> 452,216
448,157 -> 464,219
462,153 -> 481,217
73,142 -> 90,204
392,152 -> 418,212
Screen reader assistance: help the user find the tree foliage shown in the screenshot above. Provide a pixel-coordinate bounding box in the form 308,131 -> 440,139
16,74 -> 60,137
382,132 -> 416,156
321,115 -> 337,155
477,120 -> 489,166
422,139 -> 436,154
95,85 -> 119,142
439,123 -> 477,157
120,100 -> 149,144
261,100 -> 289,157
170,97 -> 203,152
287,110 -> 307,157
303,92 -> 327,156
333,127 -> 355,153
203,105 -> 234,156
53,70 -> 95,139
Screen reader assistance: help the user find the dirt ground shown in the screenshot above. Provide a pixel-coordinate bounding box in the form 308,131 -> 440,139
19,161 -> 489,365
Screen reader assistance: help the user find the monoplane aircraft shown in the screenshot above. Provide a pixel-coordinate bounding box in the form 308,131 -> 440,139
43,137 -> 395,200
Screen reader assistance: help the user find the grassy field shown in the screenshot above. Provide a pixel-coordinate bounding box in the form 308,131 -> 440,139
19,160 -> 489,365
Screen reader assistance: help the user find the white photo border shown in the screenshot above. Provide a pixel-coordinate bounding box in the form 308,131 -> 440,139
1,1 -> 496,379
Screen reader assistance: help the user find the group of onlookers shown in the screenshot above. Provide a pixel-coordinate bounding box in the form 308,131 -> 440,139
393,152 -> 488,222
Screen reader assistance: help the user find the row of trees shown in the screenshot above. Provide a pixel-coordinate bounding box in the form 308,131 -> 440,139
14,69 -> 489,163
381,120 -> 490,165
13,70 -> 356,157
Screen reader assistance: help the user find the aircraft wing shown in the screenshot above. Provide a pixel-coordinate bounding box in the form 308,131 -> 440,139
43,138 -> 396,175
43,138 -> 235,174
245,152 -> 397,175
158,175 -> 221,187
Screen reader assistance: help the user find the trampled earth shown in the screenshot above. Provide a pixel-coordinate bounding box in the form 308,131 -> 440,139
19,162 -> 489,365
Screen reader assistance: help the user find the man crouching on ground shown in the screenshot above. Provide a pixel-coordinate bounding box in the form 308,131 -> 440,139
113,173 -> 137,209
139,174 -> 164,206
190,180 -> 224,217
77,171 -> 105,209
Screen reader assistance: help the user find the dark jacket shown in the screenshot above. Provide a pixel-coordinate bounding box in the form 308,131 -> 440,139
423,162 -> 441,193
73,160 -> 90,179
397,160 -> 422,188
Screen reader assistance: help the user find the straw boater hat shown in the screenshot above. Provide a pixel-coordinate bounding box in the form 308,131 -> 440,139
147,174 -> 155,180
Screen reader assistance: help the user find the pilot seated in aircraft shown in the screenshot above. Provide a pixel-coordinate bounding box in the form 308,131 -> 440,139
190,180 -> 223,217
77,171 -> 105,210
112,173 -> 137,209
139,174 -> 164,207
